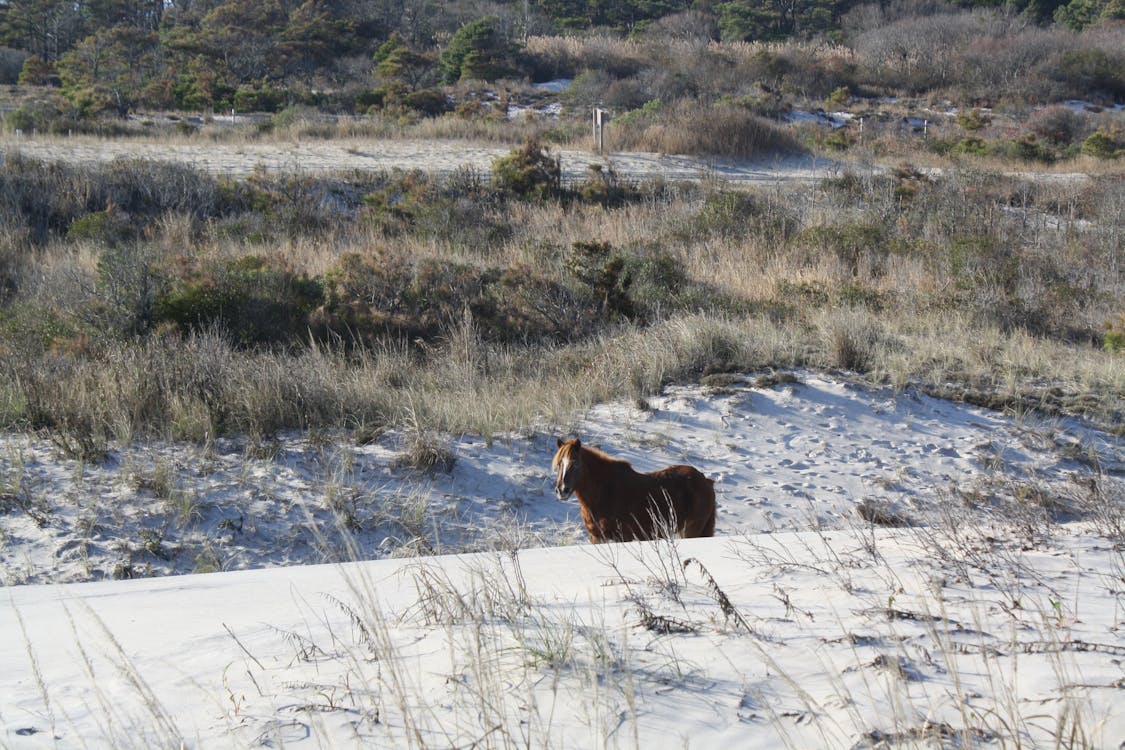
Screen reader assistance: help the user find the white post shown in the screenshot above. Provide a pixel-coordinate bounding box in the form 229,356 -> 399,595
592,108 -> 607,152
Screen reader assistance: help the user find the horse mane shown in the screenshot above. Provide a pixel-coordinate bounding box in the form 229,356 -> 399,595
577,443 -> 628,466
556,439 -> 629,470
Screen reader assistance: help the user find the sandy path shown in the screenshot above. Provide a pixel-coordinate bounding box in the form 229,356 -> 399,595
1,135 -> 849,184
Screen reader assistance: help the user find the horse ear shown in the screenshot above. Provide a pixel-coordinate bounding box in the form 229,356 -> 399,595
556,437 -> 564,448
574,438 -> 581,449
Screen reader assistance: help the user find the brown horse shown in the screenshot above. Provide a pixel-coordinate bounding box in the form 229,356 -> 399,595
552,438 -> 716,543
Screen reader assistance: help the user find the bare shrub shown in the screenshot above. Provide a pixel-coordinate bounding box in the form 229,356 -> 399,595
394,430 -> 456,475
850,9 -> 993,93
1027,106 -> 1091,146
818,308 -> 882,373
611,100 -> 800,158
952,27 -> 1078,102
856,500 -> 910,527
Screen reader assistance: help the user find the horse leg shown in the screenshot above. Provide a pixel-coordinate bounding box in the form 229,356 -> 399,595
699,503 -> 716,537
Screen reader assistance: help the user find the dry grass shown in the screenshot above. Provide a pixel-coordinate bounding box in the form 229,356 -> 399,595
1,140 -> 1121,444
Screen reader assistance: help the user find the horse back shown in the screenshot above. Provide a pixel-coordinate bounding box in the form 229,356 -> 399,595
647,464 -> 716,536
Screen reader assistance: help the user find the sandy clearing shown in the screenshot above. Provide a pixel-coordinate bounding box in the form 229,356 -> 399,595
1,135 -> 852,184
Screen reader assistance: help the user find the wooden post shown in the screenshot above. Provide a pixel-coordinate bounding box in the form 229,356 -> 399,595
592,108 -> 607,152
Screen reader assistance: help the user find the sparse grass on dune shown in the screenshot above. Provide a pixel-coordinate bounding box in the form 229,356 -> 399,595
10,498 -> 1120,747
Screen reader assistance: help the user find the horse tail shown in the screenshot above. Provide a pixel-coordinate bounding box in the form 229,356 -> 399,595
682,472 -> 716,538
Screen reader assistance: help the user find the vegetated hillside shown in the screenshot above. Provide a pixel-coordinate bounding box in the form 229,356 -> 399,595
0,0 -> 1121,138
0,138 -> 1121,452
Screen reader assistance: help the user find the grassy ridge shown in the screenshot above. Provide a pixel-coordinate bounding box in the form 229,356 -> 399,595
0,145 -> 1122,451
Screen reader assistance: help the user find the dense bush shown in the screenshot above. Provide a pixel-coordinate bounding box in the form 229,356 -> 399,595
402,89 -> 451,116
233,84 -> 289,113
3,98 -> 80,135
0,155 -> 235,244
1027,105 -> 1089,146
688,191 -> 798,242
440,18 -> 520,83
1081,127 -> 1124,159
491,139 -> 562,200
611,99 -> 801,158
153,256 -> 323,347
1105,313 -> 1125,353
1051,48 -> 1125,100
315,252 -> 593,345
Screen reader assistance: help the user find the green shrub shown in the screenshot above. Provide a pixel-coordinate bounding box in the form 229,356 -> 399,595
575,164 -> 638,207
820,128 -> 852,151
793,222 -> 887,275
948,236 -> 1019,294
362,169 -> 437,235
1104,314 -> 1125,354
233,84 -> 288,113
402,89 -> 450,116
565,240 -> 633,319
1051,48 -> 1125,98
356,89 -> 386,111
826,86 -> 850,107
4,98 -> 77,135
999,134 -> 1056,163
270,104 -> 319,131
1081,128 -> 1123,159
323,251 -> 410,311
952,136 -> 990,156
89,244 -> 167,337
0,302 -> 82,356
17,54 -> 51,86
956,109 -> 991,131
440,17 -> 519,84
154,256 -> 323,347
620,252 -> 691,318
491,139 -> 561,201
66,210 -> 136,246
691,191 -> 797,242
316,252 -> 589,346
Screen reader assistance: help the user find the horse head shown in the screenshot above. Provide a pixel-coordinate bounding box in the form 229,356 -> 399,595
552,437 -> 582,500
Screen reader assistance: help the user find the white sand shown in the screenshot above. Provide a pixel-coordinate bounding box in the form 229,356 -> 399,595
2,372 -> 1121,748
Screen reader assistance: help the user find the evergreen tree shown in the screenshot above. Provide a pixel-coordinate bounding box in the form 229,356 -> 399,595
439,17 -> 518,83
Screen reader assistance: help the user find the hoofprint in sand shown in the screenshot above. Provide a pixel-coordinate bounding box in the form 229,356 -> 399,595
1,372 -> 1122,748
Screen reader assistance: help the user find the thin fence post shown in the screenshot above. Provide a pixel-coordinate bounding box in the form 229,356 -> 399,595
592,108 -> 607,152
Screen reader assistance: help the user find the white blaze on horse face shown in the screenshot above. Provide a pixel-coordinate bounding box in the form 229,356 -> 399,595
555,455 -> 574,500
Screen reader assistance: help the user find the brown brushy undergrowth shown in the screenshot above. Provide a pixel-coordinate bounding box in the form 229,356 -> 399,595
0,150 -> 1122,446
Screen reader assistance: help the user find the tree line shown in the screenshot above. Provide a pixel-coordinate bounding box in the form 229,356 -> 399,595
0,0 -> 1122,118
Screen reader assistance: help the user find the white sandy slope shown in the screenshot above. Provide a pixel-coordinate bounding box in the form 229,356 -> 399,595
1,373 -> 1123,748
